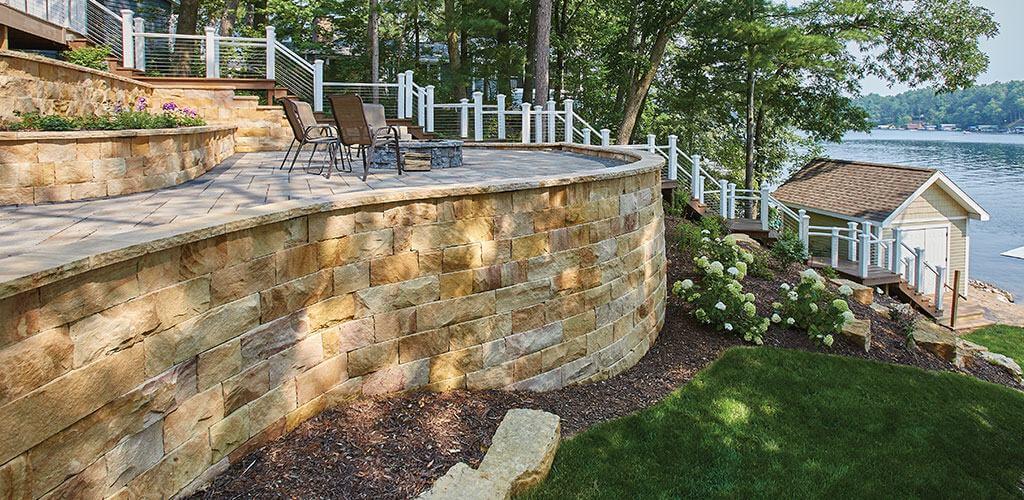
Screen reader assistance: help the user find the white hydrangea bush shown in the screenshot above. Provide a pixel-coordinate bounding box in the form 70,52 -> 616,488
672,236 -> 769,344
772,268 -> 856,347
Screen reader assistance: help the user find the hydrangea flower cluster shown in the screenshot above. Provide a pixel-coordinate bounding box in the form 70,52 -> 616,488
772,268 -> 855,347
672,234 -> 769,344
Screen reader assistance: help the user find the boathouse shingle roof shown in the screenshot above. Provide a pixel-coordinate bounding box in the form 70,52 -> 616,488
772,158 -> 936,222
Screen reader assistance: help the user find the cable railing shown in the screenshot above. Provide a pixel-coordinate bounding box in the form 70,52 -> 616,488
85,0 -> 121,58
219,38 -> 267,79
6,0 -> 82,33
135,33 -> 206,77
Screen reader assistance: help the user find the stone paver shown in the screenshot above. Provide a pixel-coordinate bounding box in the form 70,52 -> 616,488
0,149 -> 620,259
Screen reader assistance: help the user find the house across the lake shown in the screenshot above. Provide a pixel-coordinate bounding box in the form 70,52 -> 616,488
773,158 -> 990,295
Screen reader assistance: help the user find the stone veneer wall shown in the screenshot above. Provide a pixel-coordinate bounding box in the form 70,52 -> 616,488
0,50 -> 151,121
151,88 -> 293,153
0,146 -> 665,499
0,126 -> 236,205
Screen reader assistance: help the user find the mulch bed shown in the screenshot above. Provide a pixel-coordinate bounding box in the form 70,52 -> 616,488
193,215 -> 1021,500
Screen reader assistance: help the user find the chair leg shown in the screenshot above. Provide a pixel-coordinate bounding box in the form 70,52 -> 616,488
288,142 -> 305,173
393,135 -> 404,175
307,143 -> 319,173
279,139 -> 296,170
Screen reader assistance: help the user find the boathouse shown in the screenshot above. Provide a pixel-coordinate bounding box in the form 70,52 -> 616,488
773,158 -> 990,296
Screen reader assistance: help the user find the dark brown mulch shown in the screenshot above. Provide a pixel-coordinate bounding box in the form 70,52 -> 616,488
193,215 -> 1021,500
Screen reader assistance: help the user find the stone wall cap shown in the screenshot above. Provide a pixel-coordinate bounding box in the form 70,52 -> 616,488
0,144 -> 663,299
0,49 -> 153,89
0,125 -> 238,141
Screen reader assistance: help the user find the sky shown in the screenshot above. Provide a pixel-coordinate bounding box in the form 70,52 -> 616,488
859,0 -> 1024,95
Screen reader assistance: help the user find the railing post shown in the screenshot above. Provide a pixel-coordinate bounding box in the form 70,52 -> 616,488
563,99 -> 574,143
312,59 -> 324,112
847,222 -> 859,262
760,185 -> 770,231
425,85 -> 435,132
728,183 -> 738,219
397,72 -> 407,119
417,85 -> 426,127
520,102 -> 531,143
830,228 -> 840,267
582,128 -> 591,145
914,247 -> 926,293
404,70 -> 414,118
600,128 -> 610,146
861,221 -> 873,266
798,209 -> 810,256
698,176 -> 705,205
534,105 -> 544,143
646,134 -> 656,152
546,100 -> 556,143
859,230 -> 871,278
472,92 -> 483,141
460,98 -> 470,138
265,26 -> 276,80
892,228 -> 903,274
667,135 -> 678,182
873,225 -> 884,267
497,94 -> 507,140
204,27 -> 218,78
120,9 -> 134,69
690,155 -> 701,200
133,17 -> 145,71
935,265 -> 947,311
719,180 -> 729,215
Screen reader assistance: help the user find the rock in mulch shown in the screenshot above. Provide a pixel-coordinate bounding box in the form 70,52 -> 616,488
419,409 -> 561,500
840,318 -> 872,352
831,278 -> 874,305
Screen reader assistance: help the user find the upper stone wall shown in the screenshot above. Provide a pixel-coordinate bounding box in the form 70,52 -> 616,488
0,145 -> 667,499
0,50 -> 152,122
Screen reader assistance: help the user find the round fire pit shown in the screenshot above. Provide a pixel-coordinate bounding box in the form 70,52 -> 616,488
371,139 -> 464,170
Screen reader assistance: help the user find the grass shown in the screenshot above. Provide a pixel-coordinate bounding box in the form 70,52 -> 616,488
965,325 -> 1024,367
523,348 -> 1024,499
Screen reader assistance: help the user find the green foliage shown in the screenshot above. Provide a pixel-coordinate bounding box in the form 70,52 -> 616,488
964,325 -> 1024,367
888,304 -> 920,348
856,81 -> 1024,128
769,231 -> 807,268
676,216 -> 725,255
673,237 -> 769,344
523,348 -> 1024,499
819,266 -> 839,279
747,248 -> 775,280
772,269 -> 854,346
61,46 -> 111,71
0,102 -> 205,132
4,113 -> 77,131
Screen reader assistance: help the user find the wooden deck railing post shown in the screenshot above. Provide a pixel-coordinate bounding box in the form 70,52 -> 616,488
847,221 -> 859,262
935,265 -> 947,312
546,100 -> 557,143
563,99 -> 574,143
666,135 -> 678,182
891,228 -> 903,274
472,92 -> 483,141
830,228 -> 840,267
760,186 -> 770,231
520,102 -> 531,143
264,26 -> 276,80
497,94 -> 507,140
914,247 -> 926,293
859,230 -> 871,278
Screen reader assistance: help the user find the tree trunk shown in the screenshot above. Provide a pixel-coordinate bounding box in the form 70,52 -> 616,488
219,0 -> 238,36
252,0 -> 267,29
531,0 -> 552,104
460,27 -> 469,97
552,0 -> 568,98
444,0 -> 465,100
413,0 -> 421,73
369,0 -> 380,94
175,0 -> 199,34
495,5 -> 512,96
744,56 -> 756,218
615,26 -> 671,144
522,0 -> 537,103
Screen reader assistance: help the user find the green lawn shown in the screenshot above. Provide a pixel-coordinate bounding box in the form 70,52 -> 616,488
523,348 -> 1024,499
965,324 -> 1024,367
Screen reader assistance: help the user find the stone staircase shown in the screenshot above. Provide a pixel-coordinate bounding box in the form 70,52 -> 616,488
897,282 -> 992,331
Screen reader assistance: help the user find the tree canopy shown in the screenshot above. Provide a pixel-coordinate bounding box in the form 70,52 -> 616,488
857,81 -> 1024,127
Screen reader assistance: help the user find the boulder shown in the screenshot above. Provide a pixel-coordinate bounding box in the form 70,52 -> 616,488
839,319 -> 871,352
724,233 -> 761,248
418,409 -> 561,500
830,278 -> 873,306
911,321 -> 958,362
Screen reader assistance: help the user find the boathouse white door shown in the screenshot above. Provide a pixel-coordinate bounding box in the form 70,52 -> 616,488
901,225 -> 949,295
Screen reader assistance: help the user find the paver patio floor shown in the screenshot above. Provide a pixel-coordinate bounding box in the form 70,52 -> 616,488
0,148 -> 622,259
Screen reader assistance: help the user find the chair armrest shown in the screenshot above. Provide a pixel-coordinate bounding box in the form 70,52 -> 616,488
303,124 -> 336,140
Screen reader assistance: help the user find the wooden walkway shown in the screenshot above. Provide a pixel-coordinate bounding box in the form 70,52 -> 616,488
808,257 -> 902,287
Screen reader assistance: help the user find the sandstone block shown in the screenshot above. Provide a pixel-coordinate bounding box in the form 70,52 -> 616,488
319,230 -> 394,268
247,379 -> 297,433
399,218 -> 494,253
443,243 -> 483,272
259,269 -> 332,323
268,334 -> 324,384
355,276 -> 439,316
417,292 -> 496,330
370,252 -> 421,285
466,363 -> 514,390
198,339 -> 241,391
362,359 -> 430,396
496,279 -> 552,314
125,433 -> 211,500
372,308 -> 417,342
104,423 -> 163,494
323,317 -> 375,356
399,328 -> 451,363
37,261 -> 138,333
840,318 -> 872,352
384,202 -> 437,226
417,462 -> 510,500
306,293 -> 356,331
145,294 -> 260,377
295,355 -> 347,405
222,362 -> 271,414
511,234 -> 548,261
429,346 -> 483,383
275,244 -> 319,284
163,385 -> 224,451
348,340 -> 399,377
440,270 -> 475,299
0,326 -> 73,407
478,409 -> 561,495
209,406 -> 250,464
450,314 -> 512,350
333,261 -> 370,295
506,323 -> 563,359
0,455 -> 30,500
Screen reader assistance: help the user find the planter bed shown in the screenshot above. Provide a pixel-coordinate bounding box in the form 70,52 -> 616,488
190,216 -> 1021,499
0,125 -> 236,205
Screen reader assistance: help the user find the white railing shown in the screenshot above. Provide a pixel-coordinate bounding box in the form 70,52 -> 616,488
5,0 -> 85,34
84,0 -> 121,58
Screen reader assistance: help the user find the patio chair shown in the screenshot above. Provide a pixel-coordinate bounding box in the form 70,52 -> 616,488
328,94 -> 404,181
280,98 -> 343,176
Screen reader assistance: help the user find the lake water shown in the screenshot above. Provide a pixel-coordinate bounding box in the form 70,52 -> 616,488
821,130 -> 1024,299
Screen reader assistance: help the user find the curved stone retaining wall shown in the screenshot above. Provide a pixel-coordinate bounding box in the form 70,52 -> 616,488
0,126 -> 236,205
0,145 -> 665,499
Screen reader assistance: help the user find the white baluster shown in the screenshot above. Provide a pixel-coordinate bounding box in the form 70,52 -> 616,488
404,70 -> 414,118
646,134 -> 656,152
546,100 -> 556,143
600,128 -> 610,146
520,102 -> 531,143
312,59 -> 323,112
534,105 -> 543,143
460,98 -> 469,138
935,265 -> 947,311
798,209 -> 809,254
719,179 -> 729,215
666,135 -> 678,182
425,85 -> 435,132
892,228 -> 903,274
417,86 -> 426,127
859,230 -> 871,279
914,247 -> 926,294
760,185 -> 770,231
133,17 -> 145,71
563,99 -> 574,143
582,128 -> 591,145
397,72 -> 407,119
204,26 -> 218,78
847,221 -> 859,262
690,155 -> 701,200
727,183 -> 736,219
265,26 -> 276,80
697,176 -> 705,205
472,91 -> 483,141
121,9 -> 134,69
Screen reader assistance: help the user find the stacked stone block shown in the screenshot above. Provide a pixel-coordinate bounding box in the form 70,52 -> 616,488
0,166 -> 665,499
0,127 -> 236,205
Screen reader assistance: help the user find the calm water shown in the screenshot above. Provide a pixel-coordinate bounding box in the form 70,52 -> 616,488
821,130 -> 1024,299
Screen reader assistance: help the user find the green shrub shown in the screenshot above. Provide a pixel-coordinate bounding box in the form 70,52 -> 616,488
61,46 -> 111,71
820,266 -> 840,279
676,216 -> 724,255
673,237 -> 769,344
0,100 -> 205,132
888,304 -> 919,348
772,269 -> 855,346
770,230 -> 807,268
3,112 -> 76,131
747,248 -> 775,279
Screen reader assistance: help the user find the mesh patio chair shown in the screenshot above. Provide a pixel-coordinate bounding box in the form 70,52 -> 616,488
328,94 -> 404,181
280,98 -> 343,176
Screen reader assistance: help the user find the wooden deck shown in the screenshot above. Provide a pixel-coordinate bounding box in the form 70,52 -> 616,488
808,257 -> 902,287
725,219 -> 779,242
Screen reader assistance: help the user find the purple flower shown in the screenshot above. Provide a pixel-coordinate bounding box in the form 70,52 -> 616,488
135,96 -> 148,111
161,102 -> 178,111
113,103 -> 124,113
